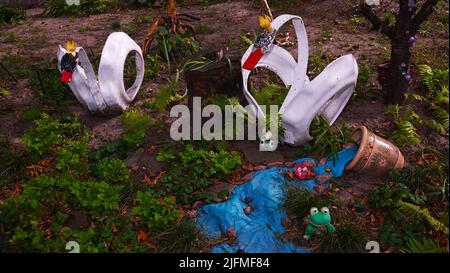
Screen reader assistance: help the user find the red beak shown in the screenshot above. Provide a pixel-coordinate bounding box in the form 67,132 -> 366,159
61,71 -> 73,84
243,48 -> 264,71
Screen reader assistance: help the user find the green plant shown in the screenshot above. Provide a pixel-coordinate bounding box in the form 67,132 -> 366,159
93,157 -> 130,184
320,30 -> 331,41
144,54 -> 162,78
153,26 -> 200,71
148,81 -> 181,113
111,21 -> 121,30
354,64 -> 371,99
19,106 -> 43,123
252,82 -> 290,107
155,142 -> 241,204
131,191 -> 179,232
416,64 -> 449,133
285,187 -> 336,218
308,50 -> 334,79
300,115 -> 354,160
397,200 -> 448,235
55,133 -> 90,176
368,182 -> 410,209
0,87 -> 9,97
120,108 -> 152,149
2,174 -> 128,252
0,4 -> 25,24
68,180 -> 123,219
385,105 -> 421,147
400,237 -> 446,253
156,220 -> 208,253
319,221 -> 367,253
22,113 -> 84,156
30,68 -> 74,107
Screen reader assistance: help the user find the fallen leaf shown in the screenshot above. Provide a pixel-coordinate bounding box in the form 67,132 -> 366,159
137,230 -> 149,242
131,164 -> 139,172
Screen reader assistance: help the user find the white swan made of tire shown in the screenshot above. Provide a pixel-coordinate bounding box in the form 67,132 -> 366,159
57,32 -> 145,115
242,15 -> 359,146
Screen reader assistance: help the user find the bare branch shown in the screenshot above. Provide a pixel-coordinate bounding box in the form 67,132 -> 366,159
359,3 -> 394,38
410,0 -> 439,35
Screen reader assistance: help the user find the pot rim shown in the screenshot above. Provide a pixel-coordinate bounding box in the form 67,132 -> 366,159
345,125 -> 368,171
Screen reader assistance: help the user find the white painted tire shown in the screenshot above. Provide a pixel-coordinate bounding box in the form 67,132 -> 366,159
241,14 -> 358,146
57,32 -> 144,115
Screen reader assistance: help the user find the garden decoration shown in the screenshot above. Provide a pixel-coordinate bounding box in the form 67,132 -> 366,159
345,125 -> 405,176
57,32 -> 144,115
195,147 -> 358,253
241,14 -> 359,146
294,161 -> 316,180
141,0 -> 199,57
303,206 -> 335,240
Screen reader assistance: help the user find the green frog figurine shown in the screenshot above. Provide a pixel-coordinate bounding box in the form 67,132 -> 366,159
303,206 -> 335,240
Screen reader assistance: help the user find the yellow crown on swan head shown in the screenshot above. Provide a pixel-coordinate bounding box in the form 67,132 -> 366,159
65,40 -> 77,56
259,15 -> 273,33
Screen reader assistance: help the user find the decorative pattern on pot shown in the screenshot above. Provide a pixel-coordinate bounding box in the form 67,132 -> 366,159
56,32 -> 145,115
241,14 -> 359,146
345,125 -> 405,175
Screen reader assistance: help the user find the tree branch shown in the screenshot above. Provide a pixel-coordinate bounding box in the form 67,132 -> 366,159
359,3 -> 394,38
410,0 -> 439,35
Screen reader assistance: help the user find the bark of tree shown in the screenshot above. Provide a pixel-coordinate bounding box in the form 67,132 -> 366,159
360,0 -> 439,104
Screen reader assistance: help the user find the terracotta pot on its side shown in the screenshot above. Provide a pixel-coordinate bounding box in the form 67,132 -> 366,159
345,125 -> 405,176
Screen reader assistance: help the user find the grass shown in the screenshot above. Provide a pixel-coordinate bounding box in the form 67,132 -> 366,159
0,4 -> 25,24
307,50 -> 334,79
156,220 -> 208,253
318,220 -> 368,253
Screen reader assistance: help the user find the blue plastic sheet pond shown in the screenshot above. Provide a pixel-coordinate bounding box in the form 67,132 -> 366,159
195,147 -> 358,253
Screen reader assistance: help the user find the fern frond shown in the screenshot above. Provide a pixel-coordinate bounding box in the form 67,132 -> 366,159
425,119 -> 447,135
405,93 -> 427,103
400,237 -> 445,253
397,200 -> 449,235
431,104 -> 449,132
391,120 -> 421,147
385,104 -> 401,119
418,64 -> 435,91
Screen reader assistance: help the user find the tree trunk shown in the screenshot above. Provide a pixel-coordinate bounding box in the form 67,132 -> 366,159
384,0 -> 415,104
386,37 -> 412,104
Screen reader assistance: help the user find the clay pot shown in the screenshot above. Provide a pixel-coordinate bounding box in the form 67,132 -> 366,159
345,125 -> 404,176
